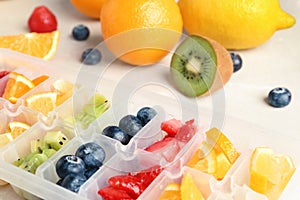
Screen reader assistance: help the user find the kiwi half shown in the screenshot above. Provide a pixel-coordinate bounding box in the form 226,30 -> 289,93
170,35 -> 233,97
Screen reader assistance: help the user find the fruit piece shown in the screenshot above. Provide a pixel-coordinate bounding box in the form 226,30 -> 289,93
108,175 -> 144,198
134,165 -> 163,187
56,155 -> 86,179
60,173 -> 87,193
7,121 -> 31,139
175,119 -> 198,142
181,172 -> 204,200
19,153 -> 48,174
249,147 -> 296,199
170,35 -> 233,97
70,0 -> 108,19
0,133 -> 13,148
214,151 -> 232,180
178,0 -> 296,49
52,79 -> 74,95
136,107 -> 157,126
102,126 -> 131,145
2,72 -> 35,103
145,137 -> 175,152
0,70 -> 10,79
206,128 -> 240,164
81,48 -> 102,65
28,5 -> 58,33
30,139 -> 50,153
75,142 -> 106,169
161,118 -> 183,137
98,186 -> 134,200
159,183 -> 181,200
72,24 -> 90,41
84,167 -> 98,179
0,30 -> 60,60
42,149 -> 57,158
43,131 -> 69,151
100,0 -> 183,66
25,92 -> 57,115
119,115 -> 143,137
230,52 -> 243,73
187,142 -> 217,175
268,87 -> 292,108
32,75 -> 49,85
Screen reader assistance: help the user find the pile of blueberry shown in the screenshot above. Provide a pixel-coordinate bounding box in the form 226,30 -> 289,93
56,142 -> 106,193
101,107 -> 157,145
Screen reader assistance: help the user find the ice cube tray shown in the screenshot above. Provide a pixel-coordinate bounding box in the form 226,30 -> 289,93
0,49 -> 299,200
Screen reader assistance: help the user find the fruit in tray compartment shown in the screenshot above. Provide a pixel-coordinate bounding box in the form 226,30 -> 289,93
178,0 -> 296,50
0,70 -> 10,79
187,128 -> 240,180
13,131 -> 69,173
81,48 -> 102,65
170,35 -> 233,97
28,5 -> 58,33
7,121 -> 31,139
159,183 -> 181,200
98,165 -> 163,199
267,87 -> 292,108
0,30 -> 60,60
249,146 -> 296,200
51,79 -> 74,105
100,0 -> 183,66
101,107 -> 157,144
56,142 -> 106,193
72,24 -> 90,41
0,133 -> 13,148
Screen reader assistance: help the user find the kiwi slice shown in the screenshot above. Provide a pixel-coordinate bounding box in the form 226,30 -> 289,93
170,35 -> 217,97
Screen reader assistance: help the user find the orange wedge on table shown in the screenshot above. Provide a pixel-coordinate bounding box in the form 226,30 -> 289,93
7,121 -> 31,139
0,30 -> 60,60
25,92 -> 57,116
2,72 -> 35,103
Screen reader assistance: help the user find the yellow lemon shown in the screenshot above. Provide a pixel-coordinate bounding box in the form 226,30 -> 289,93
178,0 -> 296,49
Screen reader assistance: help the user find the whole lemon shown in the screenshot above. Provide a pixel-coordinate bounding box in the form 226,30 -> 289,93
178,0 -> 296,49
70,0 -> 108,19
100,0 -> 183,66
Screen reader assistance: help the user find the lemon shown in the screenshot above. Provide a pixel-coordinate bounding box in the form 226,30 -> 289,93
178,0 -> 296,49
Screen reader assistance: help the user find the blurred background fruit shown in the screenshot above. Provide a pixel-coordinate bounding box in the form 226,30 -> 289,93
70,0 -> 108,19
178,0 -> 296,50
100,0 -> 183,66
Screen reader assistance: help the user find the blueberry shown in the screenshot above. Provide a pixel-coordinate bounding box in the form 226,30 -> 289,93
60,174 -> 87,193
102,126 -> 130,145
268,87 -> 292,108
230,52 -> 242,72
136,107 -> 157,126
119,115 -> 143,137
56,155 -> 86,179
84,167 -> 98,179
72,24 -> 90,41
81,48 -> 102,65
56,179 -> 63,186
75,142 -> 106,169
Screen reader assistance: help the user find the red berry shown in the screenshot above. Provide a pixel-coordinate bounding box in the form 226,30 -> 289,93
98,186 -> 134,200
28,5 -> 57,33
175,119 -> 198,142
145,137 -> 175,152
161,118 -> 182,137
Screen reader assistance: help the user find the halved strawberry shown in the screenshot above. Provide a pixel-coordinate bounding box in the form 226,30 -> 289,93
161,118 -> 182,137
98,186 -> 134,200
175,119 -> 198,142
145,137 -> 175,152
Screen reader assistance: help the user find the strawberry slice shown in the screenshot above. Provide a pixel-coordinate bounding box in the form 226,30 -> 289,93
175,119 -> 198,142
98,186 -> 134,200
161,118 -> 182,137
0,71 -> 9,79
145,137 -> 175,152
134,165 -> 163,186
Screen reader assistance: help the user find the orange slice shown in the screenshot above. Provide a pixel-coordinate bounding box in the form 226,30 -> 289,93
52,80 -> 74,105
214,151 -> 231,180
181,172 -> 204,200
206,128 -> 240,164
7,122 -> 31,139
0,133 -> 13,147
250,146 -> 296,199
0,30 -> 60,60
32,75 -> 49,85
2,72 -> 35,103
25,92 -> 57,115
159,183 -> 181,200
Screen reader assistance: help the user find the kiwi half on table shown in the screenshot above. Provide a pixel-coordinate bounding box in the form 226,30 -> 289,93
170,35 -> 233,97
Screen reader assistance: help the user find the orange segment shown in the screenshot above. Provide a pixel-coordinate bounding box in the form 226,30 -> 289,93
32,75 -> 49,85
52,79 -> 74,105
0,133 -> 13,148
249,146 -> 296,199
25,92 -> 57,115
206,128 -> 240,164
7,122 -> 31,139
159,183 -> 181,200
2,72 -> 35,103
215,151 -> 231,180
181,172 -> 204,200
0,30 -> 60,60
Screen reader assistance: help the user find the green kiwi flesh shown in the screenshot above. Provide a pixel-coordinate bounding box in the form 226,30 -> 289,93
170,35 -> 217,97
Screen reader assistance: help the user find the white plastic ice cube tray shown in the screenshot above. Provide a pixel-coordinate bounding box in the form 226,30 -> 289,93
0,49 -> 299,200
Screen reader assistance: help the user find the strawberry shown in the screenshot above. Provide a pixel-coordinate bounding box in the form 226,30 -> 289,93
144,137 -> 175,152
108,175 -> 144,198
134,165 -> 163,186
175,119 -> 198,142
28,5 -> 57,33
98,186 -> 134,200
0,70 -> 9,79
161,118 -> 182,137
